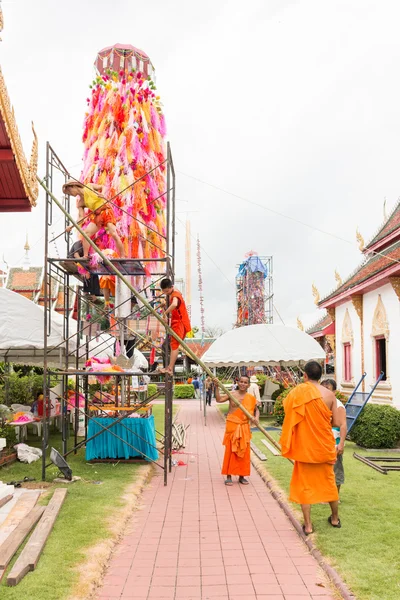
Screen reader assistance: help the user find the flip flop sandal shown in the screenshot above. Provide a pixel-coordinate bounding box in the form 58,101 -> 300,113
328,516 -> 341,528
225,479 -> 233,486
239,477 -> 249,485
302,525 -> 314,536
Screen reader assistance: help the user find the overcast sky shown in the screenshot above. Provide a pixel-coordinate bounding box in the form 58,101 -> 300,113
1,0 -> 400,331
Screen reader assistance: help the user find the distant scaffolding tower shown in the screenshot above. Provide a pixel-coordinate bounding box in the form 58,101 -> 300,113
235,253 -> 273,326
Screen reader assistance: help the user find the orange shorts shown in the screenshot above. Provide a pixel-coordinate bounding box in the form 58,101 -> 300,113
170,321 -> 185,350
90,206 -> 116,228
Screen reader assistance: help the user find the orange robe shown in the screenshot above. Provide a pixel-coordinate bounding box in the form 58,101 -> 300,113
169,290 -> 191,351
280,382 -> 338,504
221,393 -> 257,476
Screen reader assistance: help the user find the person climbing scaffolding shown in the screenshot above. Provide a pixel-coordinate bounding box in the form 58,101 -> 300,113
159,278 -> 191,376
62,179 -> 125,259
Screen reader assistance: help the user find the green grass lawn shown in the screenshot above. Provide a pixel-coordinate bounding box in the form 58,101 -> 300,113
249,416 -> 400,600
0,404 -> 167,600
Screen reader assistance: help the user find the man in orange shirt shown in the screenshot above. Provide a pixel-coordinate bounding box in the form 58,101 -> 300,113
280,361 -> 341,534
160,278 -> 191,375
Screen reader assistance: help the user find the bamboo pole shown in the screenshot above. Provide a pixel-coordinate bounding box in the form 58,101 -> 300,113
38,178 -> 285,457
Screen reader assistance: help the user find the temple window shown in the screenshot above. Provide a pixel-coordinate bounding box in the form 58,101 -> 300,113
343,343 -> 352,382
375,336 -> 387,381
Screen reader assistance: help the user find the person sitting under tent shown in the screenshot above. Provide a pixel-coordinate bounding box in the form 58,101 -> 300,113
280,361 -> 341,534
321,378 -> 347,497
62,179 -> 125,259
215,375 -> 259,485
159,278 -> 191,375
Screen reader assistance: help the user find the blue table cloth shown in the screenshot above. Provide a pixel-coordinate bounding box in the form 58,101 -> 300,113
86,415 -> 158,461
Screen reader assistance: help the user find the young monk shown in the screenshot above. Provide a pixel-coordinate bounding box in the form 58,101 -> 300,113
159,278 -> 191,375
62,179 -> 125,259
280,361 -> 341,534
215,375 -> 259,486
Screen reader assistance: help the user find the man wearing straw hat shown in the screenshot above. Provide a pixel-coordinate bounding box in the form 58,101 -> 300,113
62,179 -> 125,259
248,375 -> 261,405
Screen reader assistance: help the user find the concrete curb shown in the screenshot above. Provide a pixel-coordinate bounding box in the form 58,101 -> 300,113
250,454 -> 356,600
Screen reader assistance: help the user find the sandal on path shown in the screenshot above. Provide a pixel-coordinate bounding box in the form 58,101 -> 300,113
328,515 -> 342,528
302,525 -> 314,536
225,478 -> 233,486
239,477 -> 249,485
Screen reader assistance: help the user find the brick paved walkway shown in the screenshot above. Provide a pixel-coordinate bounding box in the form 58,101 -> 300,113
95,401 -> 337,600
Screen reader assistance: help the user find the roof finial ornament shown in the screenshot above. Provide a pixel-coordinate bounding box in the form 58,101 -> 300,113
312,283 -> 320,306
334,269 -> 342,288
297,317 -> 304,331
383,197 -> 387,221
356,228 -> 365,252
0,253 -> 8,287
22,233 -> 31,271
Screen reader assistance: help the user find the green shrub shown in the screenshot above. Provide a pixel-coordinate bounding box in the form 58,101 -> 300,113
0,423 -> 17,447
255,374 -> 267,389
0,374 -> 34,405
174,384 -> 194,399
271,387 -> 284,402
272,386 -> 350,427
273,387 -> 293,425
0,372 -> 59,406
350,404 -> 400,448
148,384 -> 158,398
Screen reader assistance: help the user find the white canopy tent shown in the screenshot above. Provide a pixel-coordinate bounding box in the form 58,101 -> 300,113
202,324 -> 326,367
0,288 -> 67,368
0,288 -> 148,370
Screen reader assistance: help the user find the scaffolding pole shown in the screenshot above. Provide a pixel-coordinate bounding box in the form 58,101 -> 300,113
41,143 -> 175,483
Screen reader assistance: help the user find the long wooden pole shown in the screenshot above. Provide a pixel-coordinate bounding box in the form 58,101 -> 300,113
38,178 -> 284,456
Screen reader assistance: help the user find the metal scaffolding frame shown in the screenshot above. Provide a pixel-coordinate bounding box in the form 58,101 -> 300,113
41,142 -> 176,485
235,255 -> 273,326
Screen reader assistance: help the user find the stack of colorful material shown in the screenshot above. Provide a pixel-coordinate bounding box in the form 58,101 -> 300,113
81,44 -> 167,268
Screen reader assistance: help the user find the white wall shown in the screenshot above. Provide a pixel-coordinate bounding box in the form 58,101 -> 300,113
363,284 -> 400,407
335,300 -> 363,390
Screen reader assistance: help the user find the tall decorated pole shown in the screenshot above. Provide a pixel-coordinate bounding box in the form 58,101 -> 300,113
185,219 -> 192,319
197,236 -> 205,343
235,252 -> 273,326
81,44 -> 167,269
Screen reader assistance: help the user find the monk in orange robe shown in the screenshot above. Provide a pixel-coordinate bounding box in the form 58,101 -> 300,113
280,361 -> 341,534
215,376 -> 259,486
159,278 -> 191,375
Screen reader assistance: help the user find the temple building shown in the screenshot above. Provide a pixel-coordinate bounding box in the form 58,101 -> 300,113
0,5 -> 38,212
318,201 -> 400,407
306,313 -> 335,373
